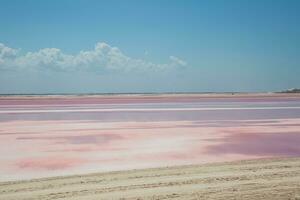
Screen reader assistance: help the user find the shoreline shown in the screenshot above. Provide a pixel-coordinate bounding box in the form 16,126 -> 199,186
0,93 -> 300,104
0,93 -> 299,107
0,156 -> 295,184
1,92 -> 300,98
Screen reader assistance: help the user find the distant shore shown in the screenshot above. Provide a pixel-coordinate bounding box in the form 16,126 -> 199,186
1,157 -> 300,200
1,92 -> 300,107
1,92 -> 300,98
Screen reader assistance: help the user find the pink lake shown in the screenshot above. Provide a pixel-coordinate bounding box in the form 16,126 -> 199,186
0,94 -> 300,181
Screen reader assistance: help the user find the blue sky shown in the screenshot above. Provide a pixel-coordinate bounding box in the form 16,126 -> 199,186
0,0 -> 299,93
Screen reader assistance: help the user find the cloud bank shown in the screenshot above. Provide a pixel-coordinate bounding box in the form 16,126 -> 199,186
0,42 -> 186,72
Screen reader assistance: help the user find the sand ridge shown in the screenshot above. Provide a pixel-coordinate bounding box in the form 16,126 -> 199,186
1,157 -> 300,200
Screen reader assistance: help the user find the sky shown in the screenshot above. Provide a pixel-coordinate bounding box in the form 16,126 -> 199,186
0,0 -> 299,93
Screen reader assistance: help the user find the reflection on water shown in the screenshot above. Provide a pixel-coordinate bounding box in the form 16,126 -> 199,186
0,95 -> 300,181
206,131 -> 300,156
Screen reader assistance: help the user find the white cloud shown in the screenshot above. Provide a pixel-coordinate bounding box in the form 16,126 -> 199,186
0,42 -> 187,72
0,43 -> 18,66
169,56 -> 187,67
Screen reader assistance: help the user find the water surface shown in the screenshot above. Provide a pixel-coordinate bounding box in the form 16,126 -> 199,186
0,94 -> 300,181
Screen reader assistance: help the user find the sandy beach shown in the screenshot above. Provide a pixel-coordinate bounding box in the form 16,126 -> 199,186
0,157 -> 299,200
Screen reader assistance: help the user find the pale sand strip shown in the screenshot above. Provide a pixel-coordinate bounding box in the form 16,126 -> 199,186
1,157 -> 300,200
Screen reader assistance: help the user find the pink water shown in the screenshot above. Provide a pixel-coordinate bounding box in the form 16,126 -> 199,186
0,95 -> 300,181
